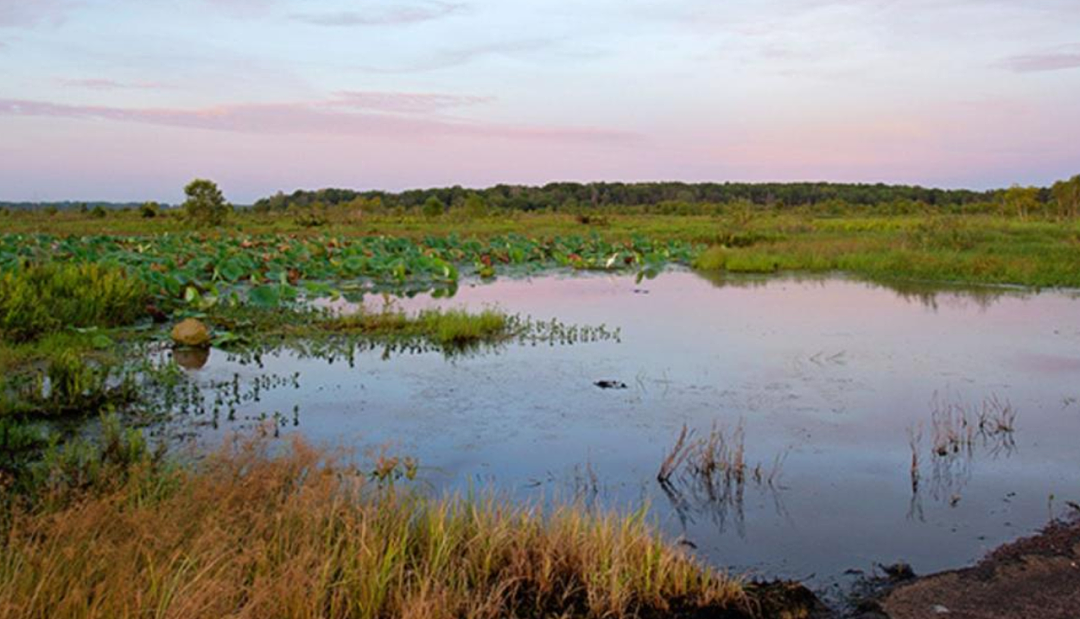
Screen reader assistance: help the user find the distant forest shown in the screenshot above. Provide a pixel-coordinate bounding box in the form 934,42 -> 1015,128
3,180 -> 1067,214
0,201 -> 149,211
253,181 -> 1013,213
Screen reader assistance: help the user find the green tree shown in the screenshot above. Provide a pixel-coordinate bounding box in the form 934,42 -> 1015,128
1051,175 -> 1080,220
139,201 -> 160,218
462,193 -> 488,219
182,179 -> 231,226
422,196 -> 445,219
1002,185 -> 1039,220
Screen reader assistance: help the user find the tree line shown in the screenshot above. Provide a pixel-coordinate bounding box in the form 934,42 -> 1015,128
253,181 -> 1004,213
250,178 -> 1080,218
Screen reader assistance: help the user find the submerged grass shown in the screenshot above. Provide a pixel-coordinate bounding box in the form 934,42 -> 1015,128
0,436 -> 758,619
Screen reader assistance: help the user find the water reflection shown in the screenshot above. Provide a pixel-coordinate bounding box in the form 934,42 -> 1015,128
693,269 -> 1038,312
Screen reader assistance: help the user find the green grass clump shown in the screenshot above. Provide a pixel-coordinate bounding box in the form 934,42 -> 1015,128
310,307 -> 510,348
415,308 -> 508,346
693,245 -> 728,270
0,263 -> 147,342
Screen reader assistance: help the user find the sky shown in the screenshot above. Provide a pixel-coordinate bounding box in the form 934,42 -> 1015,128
1,0 -> 1079,203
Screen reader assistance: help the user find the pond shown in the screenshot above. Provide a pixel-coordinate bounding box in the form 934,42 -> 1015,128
175,270 -> 1080,595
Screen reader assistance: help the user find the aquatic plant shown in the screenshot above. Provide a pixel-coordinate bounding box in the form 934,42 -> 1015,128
0,262 -> 147,342
0,232 -> 696,312
658,422 -> 784,491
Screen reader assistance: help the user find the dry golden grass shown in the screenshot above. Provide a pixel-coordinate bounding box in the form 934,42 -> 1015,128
0,437 -> 750,619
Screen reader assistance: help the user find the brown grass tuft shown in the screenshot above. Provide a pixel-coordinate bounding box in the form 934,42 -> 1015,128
0,436 -> 748,619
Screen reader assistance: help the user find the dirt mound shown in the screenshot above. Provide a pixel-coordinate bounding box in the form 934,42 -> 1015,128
882,519 -> 1080,619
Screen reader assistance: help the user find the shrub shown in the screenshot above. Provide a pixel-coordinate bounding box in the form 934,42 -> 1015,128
462,193 -> 488,219
139,201 -> 160,218
0,263 -> 148,342
693,246 -> 728,270
421,196 -> 445,219
906,217 -> 979,252
182,178 -> 231,226
90,205 -> 107,218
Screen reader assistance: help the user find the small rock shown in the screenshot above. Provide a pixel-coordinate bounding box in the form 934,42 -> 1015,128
171,318 -> 211,347
880,562 -> 916,581
594,380 -> 628,390
933,604 -> 951,614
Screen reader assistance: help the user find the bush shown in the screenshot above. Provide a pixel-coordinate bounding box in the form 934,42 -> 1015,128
182,179 -> 231,227
90,205 -> 107,219
421,196 -> 445,219
139,202 -> 160,218
0,263 -> 148,342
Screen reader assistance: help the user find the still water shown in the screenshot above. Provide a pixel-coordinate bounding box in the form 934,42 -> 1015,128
179,271 -> 1080,590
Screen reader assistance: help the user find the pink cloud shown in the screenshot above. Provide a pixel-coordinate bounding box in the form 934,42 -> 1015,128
1001,51 -> 1080,73
0,0 -> 72,27
59,78 -> 168,90
290,2 -> 463,27
329,91 -> 493,113
0,96 -> 635,143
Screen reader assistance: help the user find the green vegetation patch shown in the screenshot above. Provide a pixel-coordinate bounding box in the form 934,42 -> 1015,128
0,262 -> 147,342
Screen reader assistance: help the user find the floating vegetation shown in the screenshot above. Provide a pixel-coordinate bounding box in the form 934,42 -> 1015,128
0,233 -> 696,313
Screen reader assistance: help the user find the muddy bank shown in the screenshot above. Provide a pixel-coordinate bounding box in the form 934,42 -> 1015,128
866,518 -> 1080,619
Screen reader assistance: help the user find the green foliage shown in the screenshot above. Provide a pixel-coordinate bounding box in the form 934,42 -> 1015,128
292,202 -> 329,227
422,196 -> 445,219
182,178 -> 231,227
0,263 -> 148,342
1051,175 -> 1080,220
693,246 -> 728,270
461,193 -> 488,219
1003,185 -> 1039,220
90,205 -> 108,219
34,412 -> 162,501
906,217 -> 980,252
252,181 -> 1003,213
415,308 -> 507,346
139,201 -> 160,218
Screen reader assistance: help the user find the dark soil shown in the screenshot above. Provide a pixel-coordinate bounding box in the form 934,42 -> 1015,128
880,518 -> 1080,619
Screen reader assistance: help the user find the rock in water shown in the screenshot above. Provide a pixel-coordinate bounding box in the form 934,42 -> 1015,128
594,380 -> 628,390
171,318 -> 211,347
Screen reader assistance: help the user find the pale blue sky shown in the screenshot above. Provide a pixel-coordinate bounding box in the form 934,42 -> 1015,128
1,0 -> 1079,202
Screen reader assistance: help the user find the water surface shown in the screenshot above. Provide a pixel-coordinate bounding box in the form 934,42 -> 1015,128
181,271 -> 1080,591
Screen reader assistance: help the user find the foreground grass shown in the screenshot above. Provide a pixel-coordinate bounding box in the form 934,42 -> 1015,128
0,436 -> 765,619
